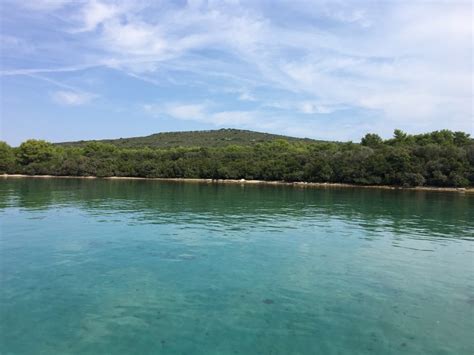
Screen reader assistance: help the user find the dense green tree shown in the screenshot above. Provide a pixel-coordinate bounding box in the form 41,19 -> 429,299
0,141 -> 15,173
361,133 -> 383,148
17,140 -> 55,165
393,129 -> 408,143
453,131 -> 471,146
3,130 -> 472,187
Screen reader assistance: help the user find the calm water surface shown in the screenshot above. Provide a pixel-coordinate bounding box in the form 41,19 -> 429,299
0,178 -> 473,354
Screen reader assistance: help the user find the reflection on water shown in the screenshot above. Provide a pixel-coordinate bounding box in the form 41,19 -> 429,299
1,178 -> 472,238
0,178 -> 473,354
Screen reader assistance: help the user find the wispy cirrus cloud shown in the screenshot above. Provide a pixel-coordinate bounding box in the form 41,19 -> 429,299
75,0 -> 120,32
144,102 -> 255,126
19,0 -> 72,11
22,74 -> 97,106
52,91 -> 95,106
0,64 -> 100,76
1,0 -> 472,144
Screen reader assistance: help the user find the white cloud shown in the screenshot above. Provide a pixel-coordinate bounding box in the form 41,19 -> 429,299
165,103 -> 207,121
238,91 -> 256,101
0,64 -> 98,76
101,21 -> 167,56
144,102 -> 255,126
299,102 -> 334,114
324,7 -> 371,28
3,0 -> 473,138
52,91 -> 95,106
77,0 -> 119,32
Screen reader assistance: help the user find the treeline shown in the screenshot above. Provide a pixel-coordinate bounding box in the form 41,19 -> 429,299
57,128 -> 318,148
1,130 -> 473,187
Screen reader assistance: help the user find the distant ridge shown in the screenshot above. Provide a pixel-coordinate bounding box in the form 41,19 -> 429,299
56,128 -> 323,148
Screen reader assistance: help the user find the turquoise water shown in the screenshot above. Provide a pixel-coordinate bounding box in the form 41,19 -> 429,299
0,178 -> 473,354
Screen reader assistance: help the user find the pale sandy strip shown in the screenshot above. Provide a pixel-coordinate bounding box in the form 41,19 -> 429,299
1,174 -> 472,193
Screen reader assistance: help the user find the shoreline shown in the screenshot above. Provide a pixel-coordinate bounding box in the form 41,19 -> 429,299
1,174 -> 472,193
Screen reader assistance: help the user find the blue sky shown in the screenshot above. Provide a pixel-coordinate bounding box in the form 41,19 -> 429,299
0,0 -> 472,145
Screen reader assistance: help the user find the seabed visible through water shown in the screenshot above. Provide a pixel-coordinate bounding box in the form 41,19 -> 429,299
1,178 -> 473,354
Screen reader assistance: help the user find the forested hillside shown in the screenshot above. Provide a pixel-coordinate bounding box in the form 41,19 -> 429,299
56,128 -> 319,148
1,129 -> 473,187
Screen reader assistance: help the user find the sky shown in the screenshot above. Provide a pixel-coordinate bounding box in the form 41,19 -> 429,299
0,0 -> 472,146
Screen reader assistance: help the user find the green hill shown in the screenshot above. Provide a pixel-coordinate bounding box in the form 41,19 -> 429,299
56,128 -> 322,148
